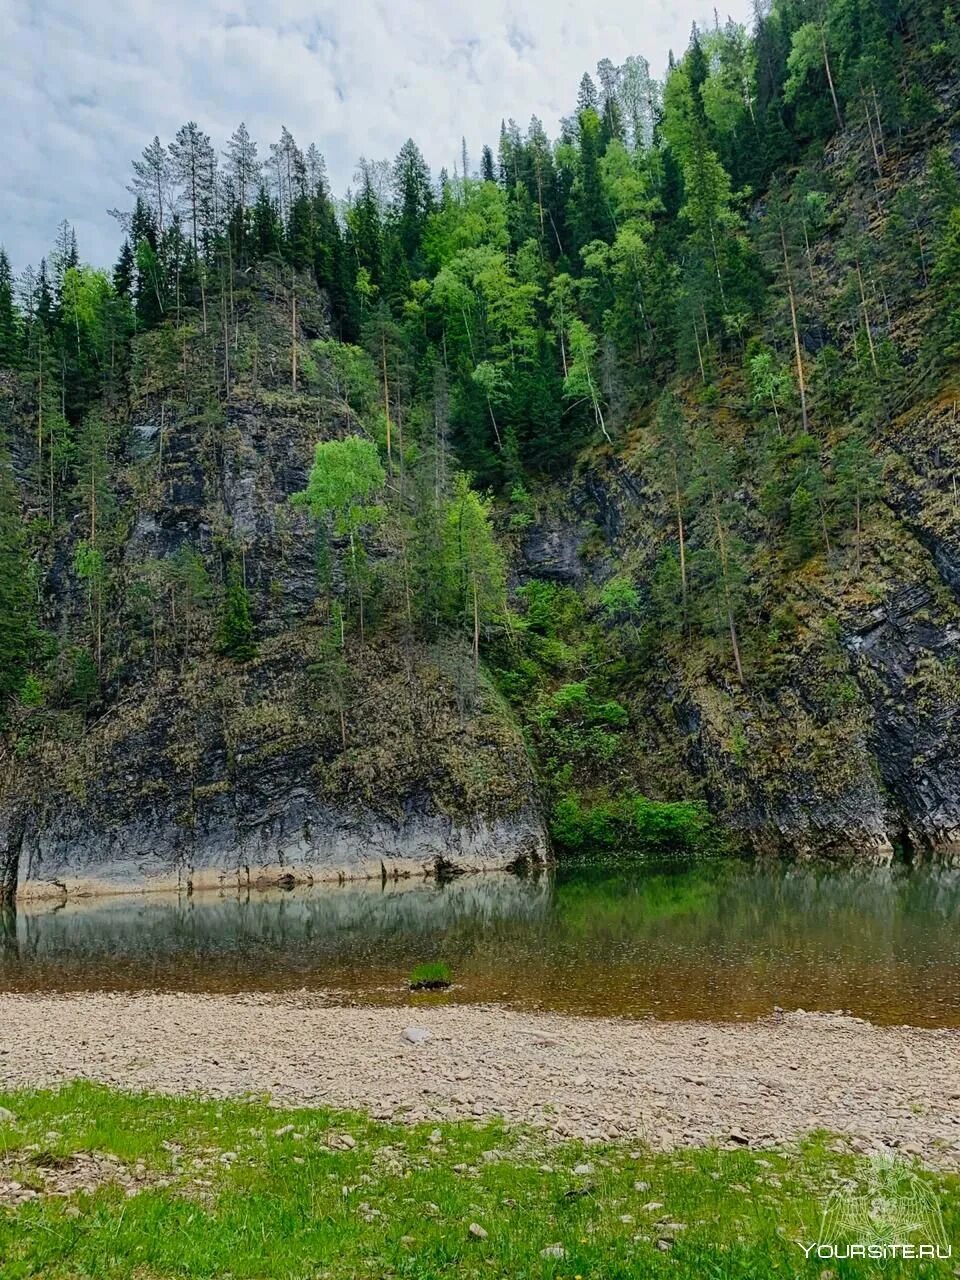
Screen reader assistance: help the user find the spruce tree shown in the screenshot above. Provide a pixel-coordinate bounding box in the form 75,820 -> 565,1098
217,566 -> 257,661
0,250 -> 19,367
0,439 -> 31,714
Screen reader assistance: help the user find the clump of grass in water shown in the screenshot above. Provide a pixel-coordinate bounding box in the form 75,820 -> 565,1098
409,961 -> 452,990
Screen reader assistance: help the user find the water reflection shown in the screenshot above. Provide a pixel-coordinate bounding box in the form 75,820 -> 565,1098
3,860 -> 960,1026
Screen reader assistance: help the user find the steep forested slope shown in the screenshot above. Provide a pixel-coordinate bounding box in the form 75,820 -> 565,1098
1,0 -> 960,894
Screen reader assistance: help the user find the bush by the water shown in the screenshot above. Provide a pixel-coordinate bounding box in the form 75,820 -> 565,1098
551,793 -> 711,855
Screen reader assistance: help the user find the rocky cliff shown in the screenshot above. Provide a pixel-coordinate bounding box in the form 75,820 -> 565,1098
2,50 -> 960,888
503,87 -> 960,862
0,276 -> 548,899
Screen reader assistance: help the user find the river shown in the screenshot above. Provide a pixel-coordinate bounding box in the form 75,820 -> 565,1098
3,858 -> 959,1026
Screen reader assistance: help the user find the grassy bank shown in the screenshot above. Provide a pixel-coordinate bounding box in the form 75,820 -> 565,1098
0,1083 -> 956,1278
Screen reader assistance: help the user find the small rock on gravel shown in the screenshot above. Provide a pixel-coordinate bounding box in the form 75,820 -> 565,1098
401,1027 -> 431,1045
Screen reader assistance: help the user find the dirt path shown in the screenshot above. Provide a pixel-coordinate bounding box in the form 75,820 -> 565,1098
2,993 -> 958,1166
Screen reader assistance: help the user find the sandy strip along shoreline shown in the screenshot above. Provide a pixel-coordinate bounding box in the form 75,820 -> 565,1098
1,993 -> 958,1167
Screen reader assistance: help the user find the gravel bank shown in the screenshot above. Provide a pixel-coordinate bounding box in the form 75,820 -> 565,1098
2,994 -> 958,1166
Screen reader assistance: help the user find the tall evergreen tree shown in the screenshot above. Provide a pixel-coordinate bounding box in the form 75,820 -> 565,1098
0,250 -> 19,367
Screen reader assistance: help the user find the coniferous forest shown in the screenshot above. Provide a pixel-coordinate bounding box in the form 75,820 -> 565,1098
3,0 -> 960,887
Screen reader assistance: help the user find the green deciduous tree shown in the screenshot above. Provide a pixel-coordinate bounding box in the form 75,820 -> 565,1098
293,436 -> 386,638
441,473 -> 507,670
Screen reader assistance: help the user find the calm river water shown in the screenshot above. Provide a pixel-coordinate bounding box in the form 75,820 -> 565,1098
2,859 -> 959,1025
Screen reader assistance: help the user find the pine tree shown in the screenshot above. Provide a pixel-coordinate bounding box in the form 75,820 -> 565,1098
128,136 -> 173,233
217,565 -> 257,661
932,208 -> 960,362
0,437 -> 31,713
168,121 -> 216,252
224,122 -> 261,215
392,139 -> 433,268
0,250 -> 19,367
833,432 -> 882,574
650,391 -> 692,623
113,239 -> 135,301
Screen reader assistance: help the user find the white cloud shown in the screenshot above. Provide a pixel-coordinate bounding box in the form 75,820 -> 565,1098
0,0 -> 752,271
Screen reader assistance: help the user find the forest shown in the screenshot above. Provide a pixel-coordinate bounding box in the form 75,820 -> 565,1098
1,0 -> 960,855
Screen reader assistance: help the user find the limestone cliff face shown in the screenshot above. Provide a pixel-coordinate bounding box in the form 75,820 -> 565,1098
496,80 -> 960,863
6,635 -> 547,899
513,386 -> 960,863
0,279 -> 548,900
4,86 -> 960,883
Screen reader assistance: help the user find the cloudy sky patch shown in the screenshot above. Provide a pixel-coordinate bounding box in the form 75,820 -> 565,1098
2,0 -> 751,271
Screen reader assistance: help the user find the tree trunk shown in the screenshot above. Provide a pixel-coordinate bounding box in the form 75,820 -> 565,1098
291,286 -> 298,390
586,369 -> 612,444
801,219 -> 816,291
915,220 -> 928,286
821,25 -> 843,129
673,458 -> 688,627
780,218 -> 810,433
871,83 -> 886,153
37,346 -> 44,504
221,259 -> 231,394
381,332 -> 392,472
856,262 -> 879,373
714,507 -> 745,685
472,577 -> 480,674
485,396 -> 503,449
350,529 -> 364,641
861,87 -> 883,175
854,491 -> 862,575
820,501 -> 832,556
693,322 -> 706,384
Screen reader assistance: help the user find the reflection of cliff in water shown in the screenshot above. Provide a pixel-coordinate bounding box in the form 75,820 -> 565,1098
3,861 -> 960,1026
0,905 -> 16,964
6,873 -> 552,992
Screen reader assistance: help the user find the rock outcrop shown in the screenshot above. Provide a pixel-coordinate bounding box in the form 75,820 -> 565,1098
0,279 -> 548,900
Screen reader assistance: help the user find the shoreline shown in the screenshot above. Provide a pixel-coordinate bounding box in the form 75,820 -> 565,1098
2,992 -> 958,1168
9,860 -> 522,904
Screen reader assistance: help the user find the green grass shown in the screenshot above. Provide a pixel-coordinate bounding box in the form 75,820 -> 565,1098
408,962 -> 452,989
0,1082 -> 957,1278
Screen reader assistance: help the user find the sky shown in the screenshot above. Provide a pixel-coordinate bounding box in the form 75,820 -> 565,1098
2,0 -> 753,274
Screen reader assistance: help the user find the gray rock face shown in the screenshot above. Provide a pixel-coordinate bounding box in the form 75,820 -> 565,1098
520,525 -> 585,583
4,633 -> 548,899
0,294 -> 549,901
13,797 -> 546,900
847,589 -> 960,855
519,415 -> 960,860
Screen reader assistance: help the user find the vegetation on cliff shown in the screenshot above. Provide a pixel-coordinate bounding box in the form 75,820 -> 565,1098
1,0 -> 960,854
